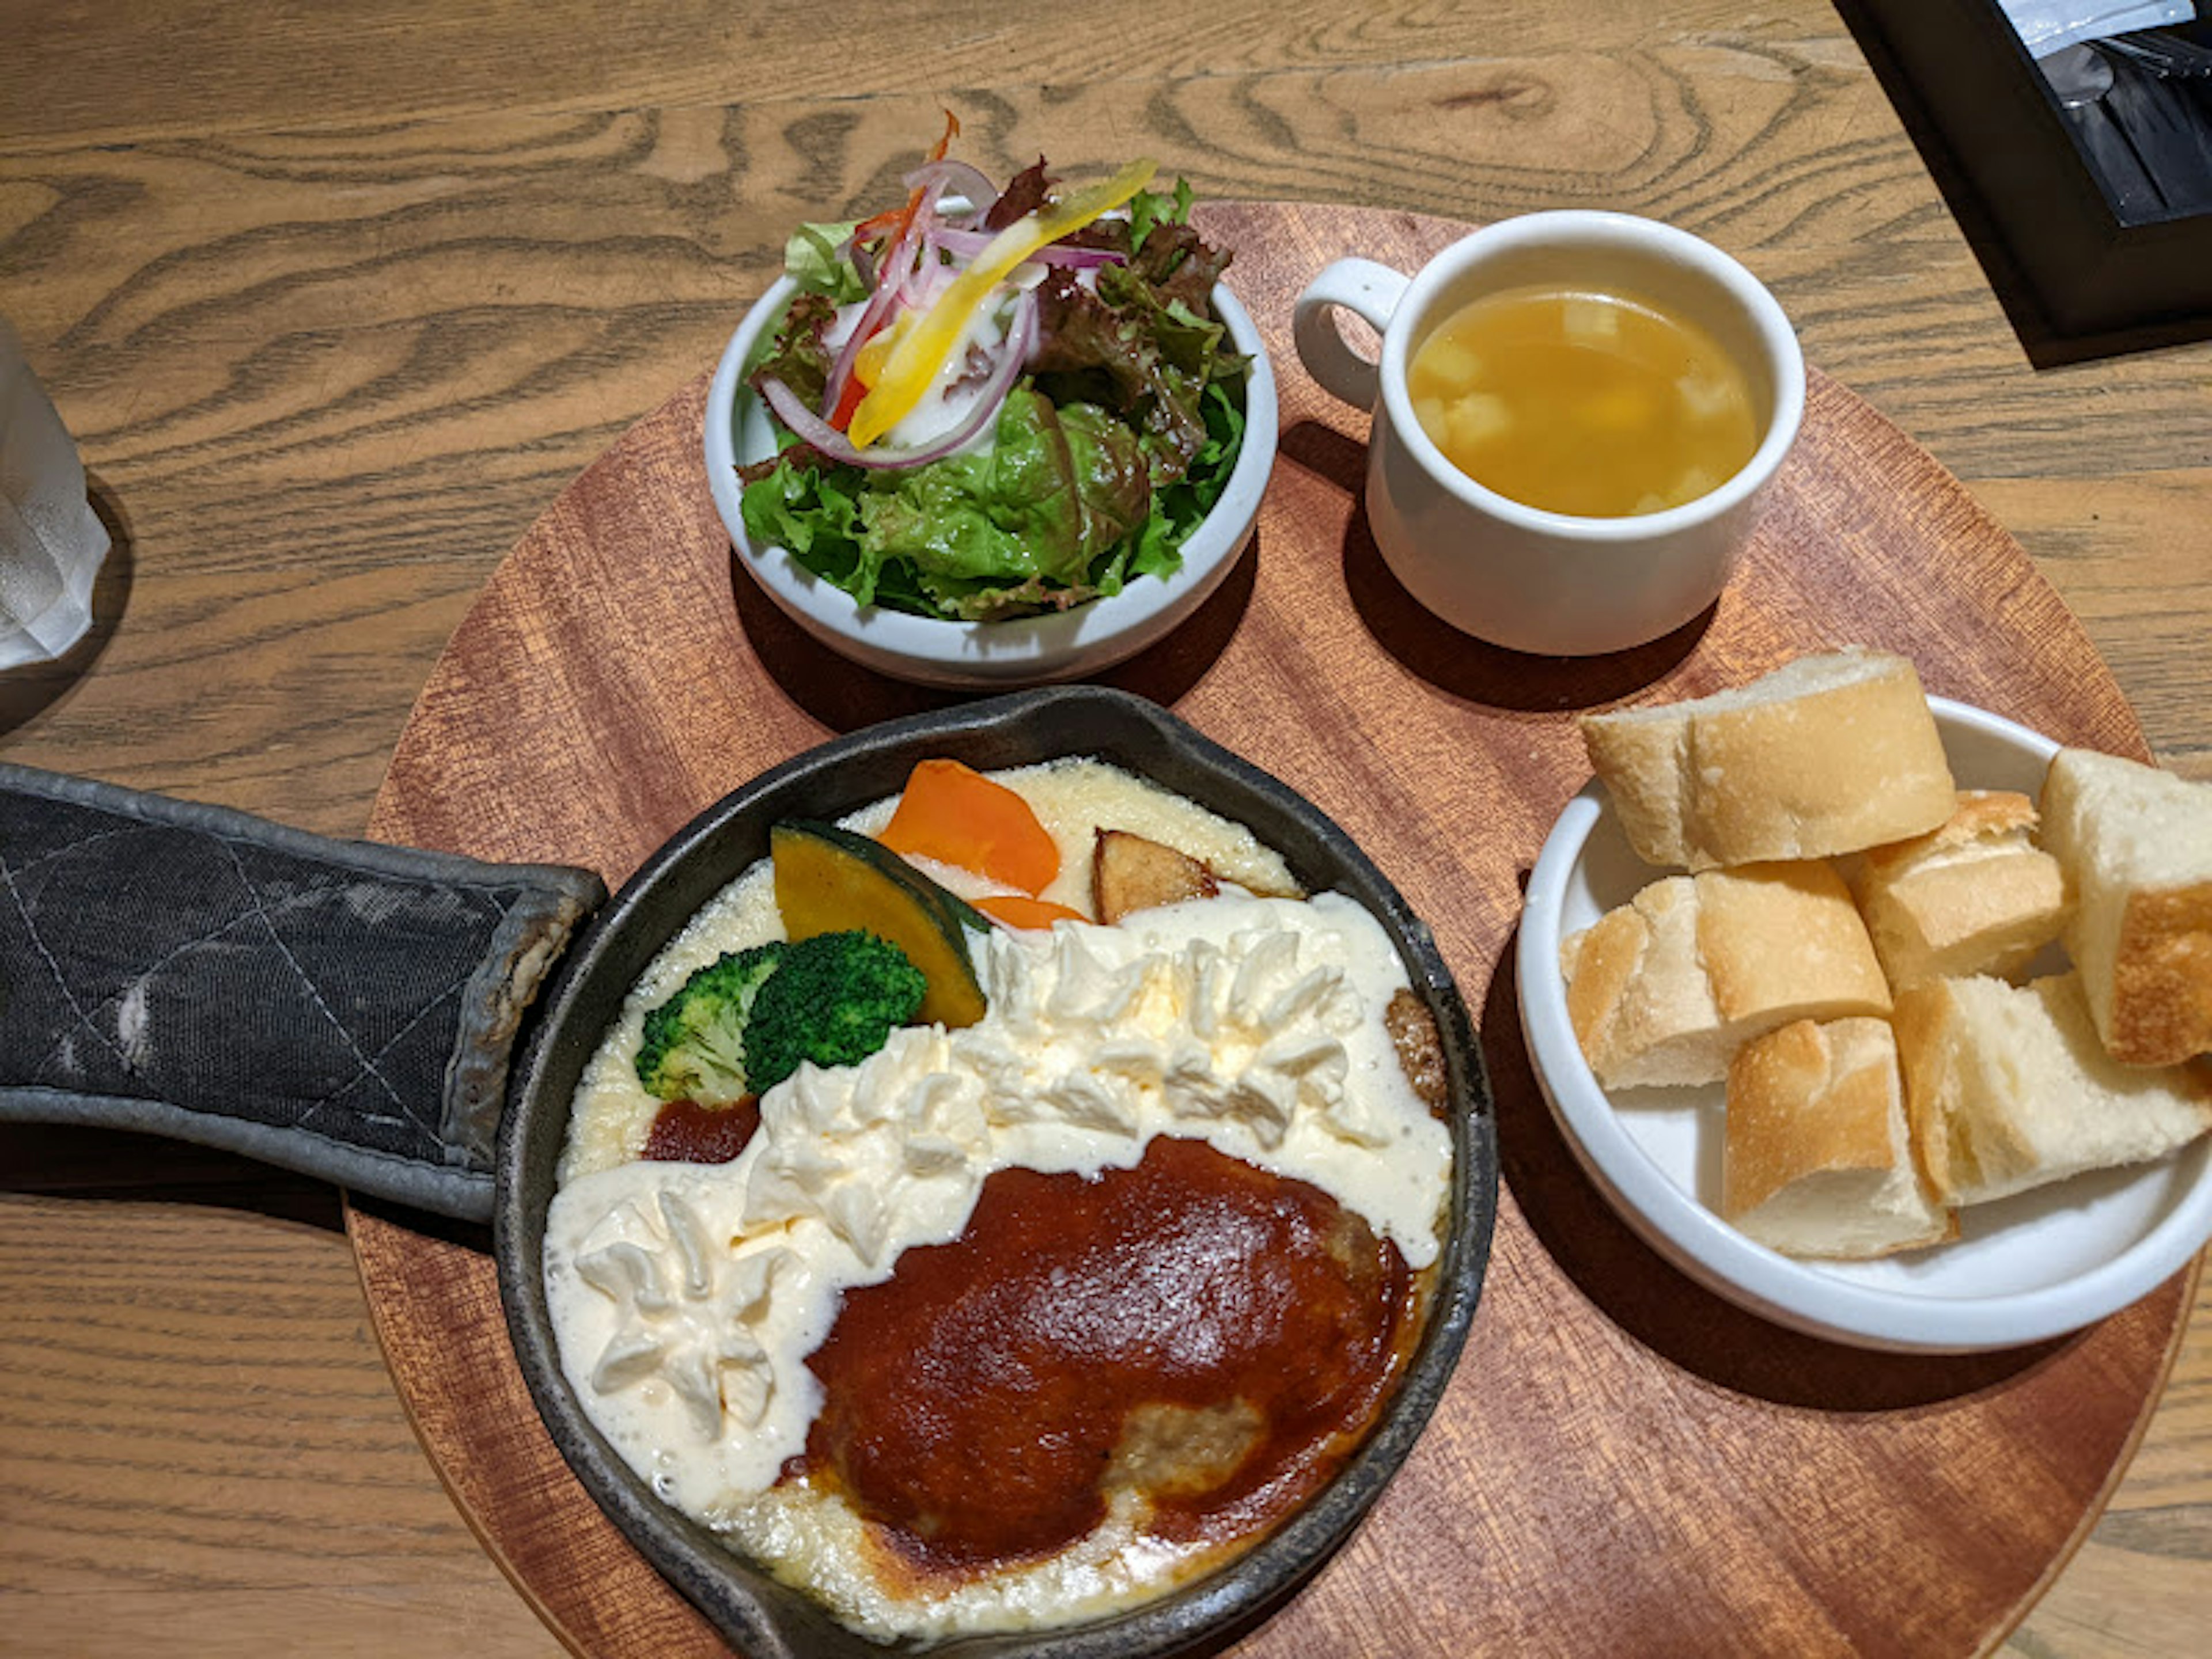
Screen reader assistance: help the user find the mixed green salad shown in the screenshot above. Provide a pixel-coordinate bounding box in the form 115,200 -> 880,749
736,121 -> 1248,623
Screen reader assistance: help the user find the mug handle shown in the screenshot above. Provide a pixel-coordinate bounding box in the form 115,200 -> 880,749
1293,257 -> 1410,411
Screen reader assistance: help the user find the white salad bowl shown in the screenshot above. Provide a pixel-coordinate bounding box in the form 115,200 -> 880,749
1517,695 -> 2212,1354
704,275 -> 1278,689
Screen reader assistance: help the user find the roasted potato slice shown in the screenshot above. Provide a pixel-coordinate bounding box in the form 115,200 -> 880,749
1094,828 -> 1221,923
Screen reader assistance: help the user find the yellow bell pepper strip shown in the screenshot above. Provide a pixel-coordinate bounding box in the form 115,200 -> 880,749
853,315 -> 904,390
846,157 -> 1158,449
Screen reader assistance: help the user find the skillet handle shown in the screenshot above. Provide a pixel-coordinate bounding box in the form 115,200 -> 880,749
0,762 -> 606,1223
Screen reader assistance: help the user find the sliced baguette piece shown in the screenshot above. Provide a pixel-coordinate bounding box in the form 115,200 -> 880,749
1850,790 -> 2069,990
2040,748 -> 2212,1066
1724,1017 -> 1954,1259
1580,647 -> 1956,871
1892,972 -> 2212,1207
1559,859 -> 1892,1089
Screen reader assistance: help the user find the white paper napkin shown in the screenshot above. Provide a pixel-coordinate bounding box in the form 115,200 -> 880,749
1999,0 -> 2195,57
1,318 -> 109,669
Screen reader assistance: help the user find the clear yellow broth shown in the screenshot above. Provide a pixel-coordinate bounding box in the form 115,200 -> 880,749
1406,285 -> 1760,518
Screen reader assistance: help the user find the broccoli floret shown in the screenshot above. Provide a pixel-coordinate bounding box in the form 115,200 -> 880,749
743,930 -> 927,1093
634,941 -> 786,1105
632,930 -> 928,1105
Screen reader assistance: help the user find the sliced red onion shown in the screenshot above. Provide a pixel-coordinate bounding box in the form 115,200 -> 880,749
817,162 -> 1064,420
762,288 -> 1037,472
819,167 -> 966,418
822,285 -> 893,418
821,217 -> 922,418
902,255 -> 957,313
929,225 -> 1126,268
904,159 -> 995,222
843,233 -> 875,291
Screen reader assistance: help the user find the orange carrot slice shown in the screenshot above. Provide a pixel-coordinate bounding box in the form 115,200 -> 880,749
974,893 -> 1089,931
880,758 -> 1060,895
851,111 -> 961,248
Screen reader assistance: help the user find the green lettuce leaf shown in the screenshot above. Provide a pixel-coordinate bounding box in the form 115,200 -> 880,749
738,452 -> 881,599
858,388 -> 1152,620
733,177 -> 1247,623
784,220 -> 869,303
744,290 -> 840,412
738,387 -> 1161,621
1126,176 -> 1195,253
1131,377 -> 1245,579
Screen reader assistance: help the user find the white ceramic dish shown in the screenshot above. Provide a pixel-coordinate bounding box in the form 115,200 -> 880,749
1517,695 -> 2212,1353
703,274 -> 1278,689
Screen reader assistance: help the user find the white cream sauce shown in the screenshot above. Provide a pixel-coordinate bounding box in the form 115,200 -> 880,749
544,759 -> 1450,1639
824,263 -> 1051,454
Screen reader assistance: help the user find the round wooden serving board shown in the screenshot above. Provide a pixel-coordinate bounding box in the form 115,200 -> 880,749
357,202 -> 2195,1659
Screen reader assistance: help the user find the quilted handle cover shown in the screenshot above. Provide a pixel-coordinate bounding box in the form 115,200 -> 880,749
0,763 -> 606,1222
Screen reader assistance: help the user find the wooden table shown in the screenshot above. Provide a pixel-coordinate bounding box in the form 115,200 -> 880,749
2,5 -> 2206,1654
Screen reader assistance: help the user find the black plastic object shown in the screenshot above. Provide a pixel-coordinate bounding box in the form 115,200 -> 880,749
495,685 -> 1498,1659
1844,0 -> 2212,354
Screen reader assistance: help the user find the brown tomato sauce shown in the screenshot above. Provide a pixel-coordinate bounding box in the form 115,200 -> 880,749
796,1135 -> 1418,1577
642,1097 -> 760,1165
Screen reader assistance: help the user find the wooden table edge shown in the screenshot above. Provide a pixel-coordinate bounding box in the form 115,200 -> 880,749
1974,1250 -> 2205,1658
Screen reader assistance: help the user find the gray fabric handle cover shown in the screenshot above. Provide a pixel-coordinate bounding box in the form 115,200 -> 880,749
0,762 -> 607,1222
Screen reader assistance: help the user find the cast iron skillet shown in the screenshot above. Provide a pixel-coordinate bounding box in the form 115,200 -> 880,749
496,686 -> 1497,1658
5,685 -> 1497,1656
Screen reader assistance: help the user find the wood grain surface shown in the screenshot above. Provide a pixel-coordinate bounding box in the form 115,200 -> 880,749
3,5 -> 2208,1657
350,199 -> 2192,1659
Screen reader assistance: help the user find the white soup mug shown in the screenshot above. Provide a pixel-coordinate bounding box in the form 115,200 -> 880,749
1294,212 -> 1804,657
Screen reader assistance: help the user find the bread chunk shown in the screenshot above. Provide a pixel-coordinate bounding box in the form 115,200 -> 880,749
1850,791 -> 2069,990
1892,972 -> 2212,1207
2040,748 -> 2212,1066
1579,648 -> 1956,871
1723,1017 -> 1953,1259
1559,859 -> 1892,1089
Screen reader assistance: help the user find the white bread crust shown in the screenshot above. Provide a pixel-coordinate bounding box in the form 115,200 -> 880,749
1560,860 -> 1891,1089
2041,748 -> 2212,1066
1892,972 -> 2212,1207
1724,1017 -> 1953,1260
1580,648 -> 1956,872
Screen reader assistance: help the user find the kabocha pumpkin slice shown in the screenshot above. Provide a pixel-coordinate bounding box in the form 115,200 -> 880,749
880,757 -> 1062,895
771,821 -> 989,1029
1094,828 -> 1221,923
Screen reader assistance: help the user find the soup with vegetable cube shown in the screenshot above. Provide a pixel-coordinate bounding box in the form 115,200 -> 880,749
1406,284 -> 1759,518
